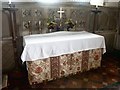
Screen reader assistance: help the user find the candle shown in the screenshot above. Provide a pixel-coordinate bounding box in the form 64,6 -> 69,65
9,0 -> 11,4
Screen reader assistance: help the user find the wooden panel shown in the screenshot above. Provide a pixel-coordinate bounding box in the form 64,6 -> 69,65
2,39 -> 15,72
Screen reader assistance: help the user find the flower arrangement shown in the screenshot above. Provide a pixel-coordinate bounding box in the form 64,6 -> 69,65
47,18 -> 56,30
65,19 -> 74,31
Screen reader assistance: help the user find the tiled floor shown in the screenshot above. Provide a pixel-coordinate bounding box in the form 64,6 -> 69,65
2,51 -> 120,89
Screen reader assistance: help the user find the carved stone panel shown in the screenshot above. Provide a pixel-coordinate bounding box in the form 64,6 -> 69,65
70,8 -> 87,31
14,2 -> 118,36
21,8 -> 44,35
22,9 -> 32,17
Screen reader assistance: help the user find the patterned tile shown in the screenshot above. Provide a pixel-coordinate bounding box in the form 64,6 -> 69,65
112,79 -> 118,82
102,72 -> 107,75
59,85 -> 66,88
83,78 -> 88,82
92,86 -> 97,88
102,82 -> 108,86
109,69 -> 115,73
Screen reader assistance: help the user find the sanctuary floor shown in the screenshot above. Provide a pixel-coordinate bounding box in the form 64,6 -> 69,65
2,50 -> 120,90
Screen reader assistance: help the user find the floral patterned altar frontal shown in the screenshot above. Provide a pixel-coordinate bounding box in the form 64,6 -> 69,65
26,48 -> 103,85
21,31 -> 106,62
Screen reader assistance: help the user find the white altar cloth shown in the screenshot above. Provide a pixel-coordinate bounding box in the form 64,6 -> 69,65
21,31 -> 106,62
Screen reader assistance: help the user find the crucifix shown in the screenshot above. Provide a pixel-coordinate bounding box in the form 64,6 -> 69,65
57,7 -> 65,19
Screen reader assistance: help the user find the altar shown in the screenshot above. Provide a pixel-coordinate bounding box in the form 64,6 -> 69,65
21,31 -> 106,85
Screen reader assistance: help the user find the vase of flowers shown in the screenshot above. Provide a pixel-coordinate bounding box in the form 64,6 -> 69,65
47,19 -> 56,32
65,19 -> 74,31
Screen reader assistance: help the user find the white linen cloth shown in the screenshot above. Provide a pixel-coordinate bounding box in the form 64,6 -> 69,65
21,31 -> 106,62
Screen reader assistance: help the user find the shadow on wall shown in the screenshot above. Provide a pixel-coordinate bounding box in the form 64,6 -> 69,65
95,30 -> 117,52
115,33 -> 120,50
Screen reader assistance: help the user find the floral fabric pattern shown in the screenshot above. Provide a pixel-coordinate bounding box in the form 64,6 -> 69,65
26,48 -> 102,85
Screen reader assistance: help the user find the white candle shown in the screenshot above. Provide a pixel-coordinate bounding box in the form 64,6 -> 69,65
9,0 -> 12,4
